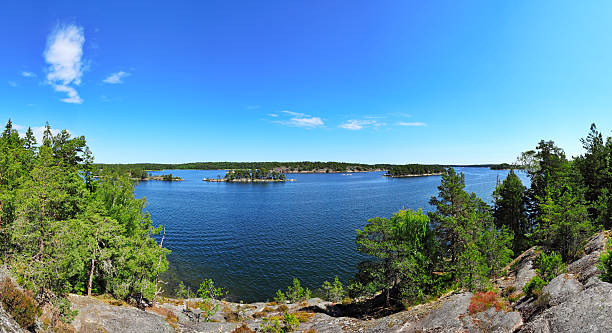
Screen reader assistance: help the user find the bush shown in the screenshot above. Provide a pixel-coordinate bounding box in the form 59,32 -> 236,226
467,291 -> 507,314
196,278 -> 227,321
534,251 -> 565,282
259,312 -> 300,333
53,297 -> 78,324
598,239 -> 612,283
275,278 -> 311,303
0,278 -> 41,329
321,277 -> 344,302
523,276 -> 546,298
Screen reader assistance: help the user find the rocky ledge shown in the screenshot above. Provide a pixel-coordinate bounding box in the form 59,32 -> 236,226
1,232 -> 609,333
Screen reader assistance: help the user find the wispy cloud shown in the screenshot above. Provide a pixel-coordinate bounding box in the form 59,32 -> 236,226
398,122 -> 426,127
44,24 -> 85,104
269,110 -> 324,128
103,71 -> 131,84
8,81 -> 17,87
339,119 -> 383,130
21,71 -> 36,78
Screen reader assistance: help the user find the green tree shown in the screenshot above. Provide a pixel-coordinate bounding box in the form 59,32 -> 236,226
493,170 -> 529,252
428,168 -> 469,278
356,209 -> 438,306
533,184 -> 593,261
574,124 -> 612,229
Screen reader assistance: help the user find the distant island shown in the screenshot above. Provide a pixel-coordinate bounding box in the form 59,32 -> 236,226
141,173 -> 183,181
384,164 -> 446,177
204,169 -> 294,183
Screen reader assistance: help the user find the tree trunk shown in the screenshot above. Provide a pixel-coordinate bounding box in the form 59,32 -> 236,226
87,247 -> 96,296
152,227 -> 165,305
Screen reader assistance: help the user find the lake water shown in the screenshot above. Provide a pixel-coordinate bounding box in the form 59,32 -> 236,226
134,167 -> 528,302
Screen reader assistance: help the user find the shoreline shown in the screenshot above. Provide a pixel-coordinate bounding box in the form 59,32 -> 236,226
383,172 -> 444,178
203,178 -> 296,183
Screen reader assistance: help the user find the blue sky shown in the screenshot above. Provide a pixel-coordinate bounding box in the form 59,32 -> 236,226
1,1 -> 611,164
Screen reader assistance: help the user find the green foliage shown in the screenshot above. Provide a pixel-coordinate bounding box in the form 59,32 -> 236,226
259,312 -> 299,333
53,297 -> 78,324
277,278 -> 311,303
534,251 -> 565,282
321,276 -> 344,302
523,276 -> 546,298
0,278 -> 41,329
274,289 -> 286,303
597,239 -> 612,283
356,209 -> 439,305
574,124 -> 612,229
197,278 -> 227,321
175,281 -> 195,299
0,120 -> 169,304
493,170 -> 529,253
533,184 -> 593,261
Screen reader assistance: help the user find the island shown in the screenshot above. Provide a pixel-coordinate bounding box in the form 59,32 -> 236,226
204,169 -> 295,182
140,173 -> 184,181
383,164 -> 446,177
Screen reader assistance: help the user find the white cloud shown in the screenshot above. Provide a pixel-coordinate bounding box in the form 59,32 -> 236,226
103,71 -> 131,84
8,81 -> 17,87
287,117 -> 324,128
44,24 -> 85,104
270,110 -> 324,128
21,71 -> 36,78
398,122 -> 426,127
339,119 -> 381,130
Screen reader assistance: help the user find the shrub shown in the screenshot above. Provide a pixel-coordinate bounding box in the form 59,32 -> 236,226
534,251 -> 565,282
274,290 -> 286,303
467,291 -> 507,315
523,276 -> 546,298
0,278 -> 41,329
53,297 -> 78,324
259,312 -> 300,333
276,304 -> 289,312
197,278 -> 227,321
321,277 -> 344,302
276,278 -> 311,303
293,311 -> 314,323
598,239 -> 612,283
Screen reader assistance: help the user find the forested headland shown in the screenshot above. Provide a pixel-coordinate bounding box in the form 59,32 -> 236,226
205,169 -> 289,182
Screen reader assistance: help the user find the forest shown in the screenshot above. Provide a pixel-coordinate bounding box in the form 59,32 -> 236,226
0,120 -> 168,326
223,169 -> 287,181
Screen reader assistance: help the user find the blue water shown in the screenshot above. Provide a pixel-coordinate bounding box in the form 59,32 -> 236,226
133,167 -> 528,302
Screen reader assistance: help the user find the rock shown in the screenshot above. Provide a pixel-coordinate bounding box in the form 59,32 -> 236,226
566,252 -> 602,282
0,304 -> 24,333
581,231 -> 608,255
540,274 -> 583,306
519,279 -> 612,333
403,292 -> 473,332
68,294 -> 173,333
466,307 -> 523,333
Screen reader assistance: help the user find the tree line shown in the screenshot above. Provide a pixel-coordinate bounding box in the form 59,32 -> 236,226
350,123 -> 611,307
385,164 -> 445,177
0,120 -> 168,314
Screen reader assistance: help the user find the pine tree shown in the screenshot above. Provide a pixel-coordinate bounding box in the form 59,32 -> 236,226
493,170 -> 529,252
